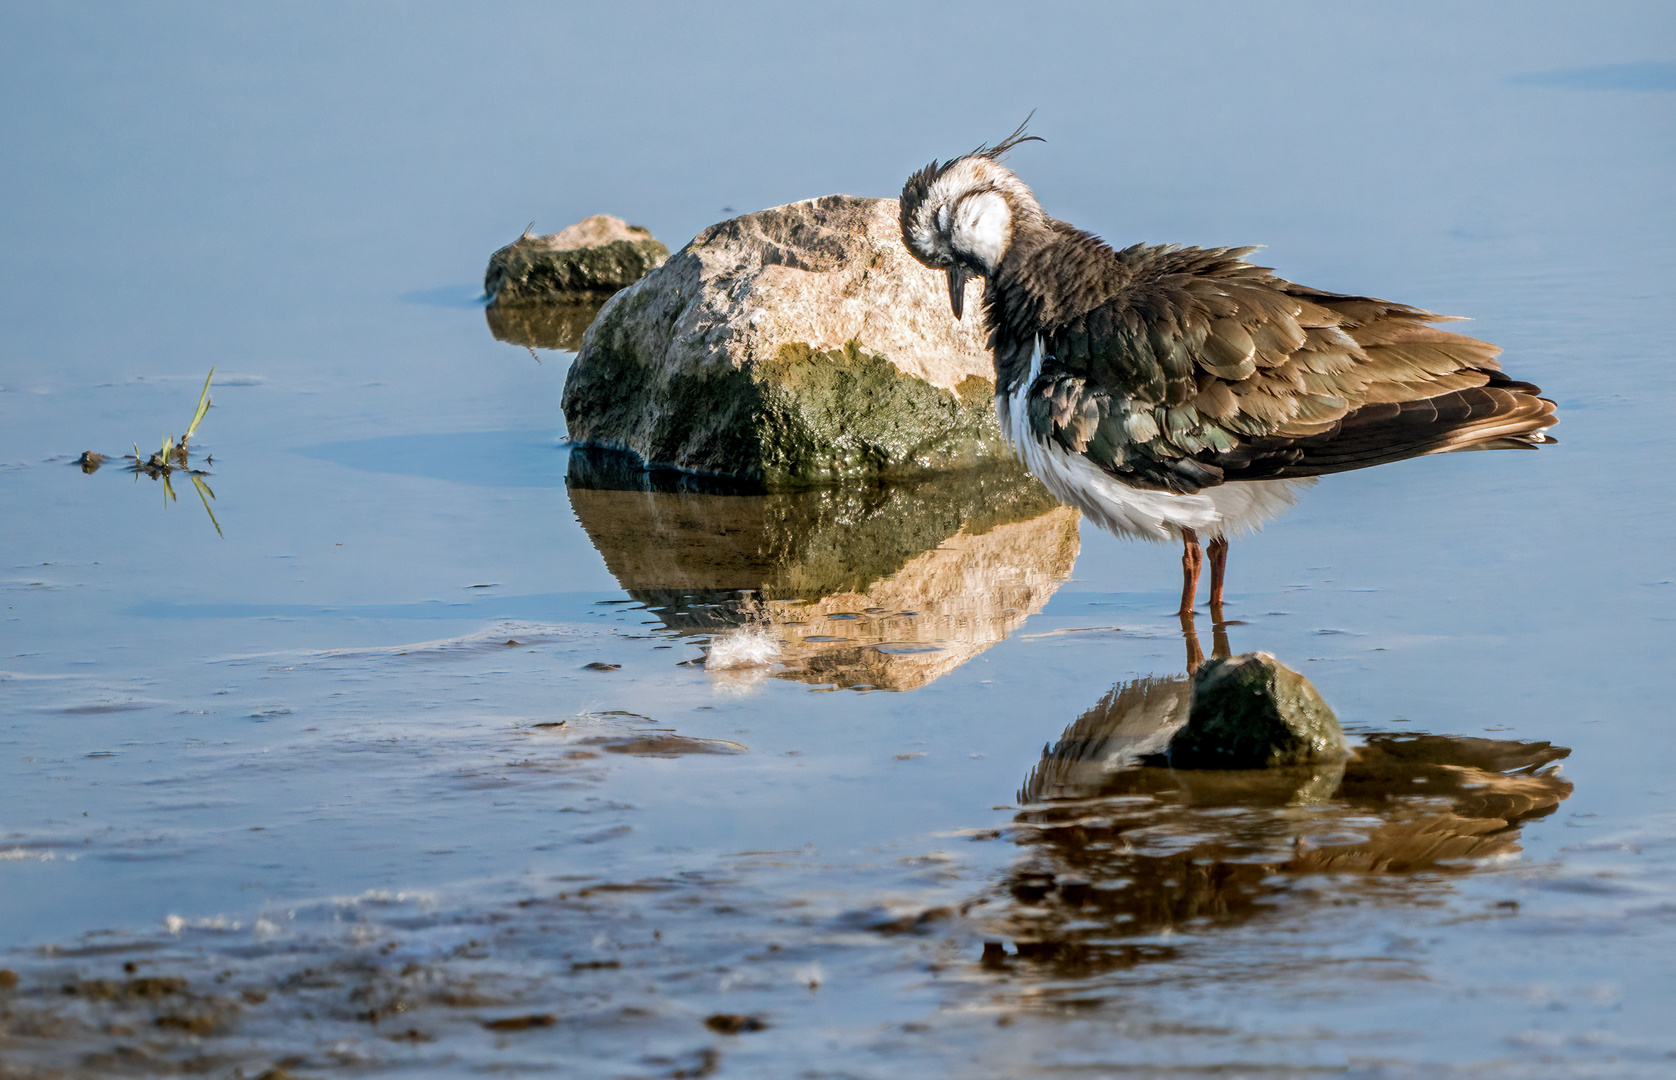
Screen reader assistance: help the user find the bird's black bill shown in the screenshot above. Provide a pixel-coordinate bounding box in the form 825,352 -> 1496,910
947,266 -> 969,320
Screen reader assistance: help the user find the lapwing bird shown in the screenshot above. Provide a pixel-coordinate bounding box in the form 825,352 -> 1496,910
900,125 -> 1557,615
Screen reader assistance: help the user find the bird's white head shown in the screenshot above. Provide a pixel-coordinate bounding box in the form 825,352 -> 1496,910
900,120 -> 1045,319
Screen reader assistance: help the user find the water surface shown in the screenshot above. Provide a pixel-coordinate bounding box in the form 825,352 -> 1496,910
2,4 -> 1673,1076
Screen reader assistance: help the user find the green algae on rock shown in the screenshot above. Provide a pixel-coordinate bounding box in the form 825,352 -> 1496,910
561,195 -> 1006,488
566,335 -> 1003,487
750,344 -> 1004,486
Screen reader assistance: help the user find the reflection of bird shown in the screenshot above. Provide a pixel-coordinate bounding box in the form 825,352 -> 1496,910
900,124 -> 1557,615
1005,715 -> 1573,977
1004,632 -> 1573,976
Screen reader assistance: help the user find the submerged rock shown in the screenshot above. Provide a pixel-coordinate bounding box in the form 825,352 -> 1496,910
1020,649 -> 1345,790
484,215 -> 669,304
561,195 -> 1002,488
1166,652 -> 1346,769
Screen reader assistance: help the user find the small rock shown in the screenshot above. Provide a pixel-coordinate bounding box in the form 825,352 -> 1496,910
582,662 -> 621,671
588,735 -> 746,757
61,976 -> 189,1000
154,1012 -> 218,1034
1164,652 -> 1345,769
704,1013 -> 768,1034
864,905 -> 952,934
125,976 -> 189,999
483,1013 -> 557,1031
484,215 -> 669,305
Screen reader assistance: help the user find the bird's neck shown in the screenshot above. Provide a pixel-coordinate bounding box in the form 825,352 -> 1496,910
983,218 -> 1120,392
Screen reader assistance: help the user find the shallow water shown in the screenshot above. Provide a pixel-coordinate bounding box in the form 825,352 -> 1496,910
3,4 -> 1675,1076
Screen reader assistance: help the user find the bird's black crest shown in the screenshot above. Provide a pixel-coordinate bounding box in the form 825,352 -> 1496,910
900,113 -> 1044,230
905,115 -> 1044,193
972,112 -> 1045,161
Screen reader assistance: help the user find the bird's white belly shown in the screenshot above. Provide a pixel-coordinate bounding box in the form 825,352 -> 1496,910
999,368 -> 1309,543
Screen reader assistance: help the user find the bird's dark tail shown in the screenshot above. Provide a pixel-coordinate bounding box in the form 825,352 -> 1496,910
1214,374 -> 1558,481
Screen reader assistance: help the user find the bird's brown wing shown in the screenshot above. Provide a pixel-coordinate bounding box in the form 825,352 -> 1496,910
1031,244 -> 1556,493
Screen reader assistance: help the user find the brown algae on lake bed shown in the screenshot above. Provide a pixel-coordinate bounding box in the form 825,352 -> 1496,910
0,685 -> 1580,1075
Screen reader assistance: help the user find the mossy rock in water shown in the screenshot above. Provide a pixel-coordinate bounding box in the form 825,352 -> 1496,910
486,238 -> 668,302
484,215 -> 670,304
560,195 -> 1005,489
1165,653 -> 1347,769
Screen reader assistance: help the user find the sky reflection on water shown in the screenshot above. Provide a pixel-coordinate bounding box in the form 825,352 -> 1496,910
2,2 -> 1674,1076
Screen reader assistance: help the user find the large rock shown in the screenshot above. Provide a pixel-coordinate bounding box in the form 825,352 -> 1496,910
1166,652 -> 1347,769
561,195 -> 1003,488
484,215 -> 669,304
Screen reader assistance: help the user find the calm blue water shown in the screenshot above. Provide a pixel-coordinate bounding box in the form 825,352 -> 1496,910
2,3 -> 1673,1076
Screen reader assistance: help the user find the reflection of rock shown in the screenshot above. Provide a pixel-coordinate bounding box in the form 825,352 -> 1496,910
484,293 -> 613,352
990,659 -> 1573,979
565,449 -> 1077,690
484,216 -> 669,304
562,196 -> 1008,487
764,507 -> 1079,689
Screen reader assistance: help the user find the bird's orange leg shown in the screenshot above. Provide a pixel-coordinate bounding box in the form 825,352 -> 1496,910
1207,536 -> 1229,609
1178,528 -> 1203,617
